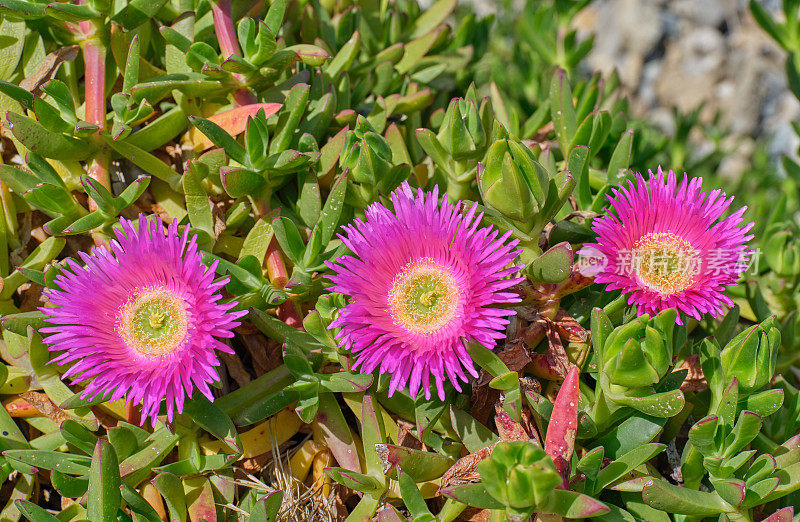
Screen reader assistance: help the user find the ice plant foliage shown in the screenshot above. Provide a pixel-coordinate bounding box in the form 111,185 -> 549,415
41,215 -> 245,425
326,183 -> 523,400
582,168 -> 753,321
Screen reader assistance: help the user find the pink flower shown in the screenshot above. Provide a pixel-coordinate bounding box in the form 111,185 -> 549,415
41,215 -> 246,425
582,168 -> 753,322
326,183 -> 523,400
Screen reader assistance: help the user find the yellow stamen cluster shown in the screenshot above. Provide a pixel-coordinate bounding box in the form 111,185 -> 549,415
388,258 -> 460,335
633,232 -> 699,294
117,287 -> 189,357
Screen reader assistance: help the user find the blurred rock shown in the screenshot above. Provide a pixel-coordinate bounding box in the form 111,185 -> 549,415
574,0 -> 800,165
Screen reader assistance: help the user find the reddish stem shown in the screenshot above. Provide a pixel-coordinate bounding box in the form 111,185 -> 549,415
266,238 -> 289,288
211,0 -> 241,59
80,21 -> 105,131
212,0 -> 257,106
78,18 -> 110,247
125,401 -> 141,426
266,237 -> 303,329
256,198 -> 303,329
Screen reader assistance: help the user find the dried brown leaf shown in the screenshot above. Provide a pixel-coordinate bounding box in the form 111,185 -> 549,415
677,354 -> 707,393
220,348 -> 251,388
19,283 -> 45,313
395,418 -> 423,450
19,391 -> 69,425
552,309 -> 589,344
439,444 -> 493,490
19,46 -> 79,94
526,326 -> 571,380
470,382 -> 500,426
496,340 -> 532,372
456,508 -> 491,522
494,401 -> 540,444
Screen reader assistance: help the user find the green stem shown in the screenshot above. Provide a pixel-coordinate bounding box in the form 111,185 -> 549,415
517,237 -> 542,265
175,420 -> 199,462
590,381 -> 613,432
446,178 -> 473,202
437,499 -> 467,522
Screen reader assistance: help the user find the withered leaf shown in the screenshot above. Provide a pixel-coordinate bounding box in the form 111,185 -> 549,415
19,391 -> 69,425
439,444 -> 493,491
552,309 -> 589,344
677,354 -> 707,393
19,46 -> 80,95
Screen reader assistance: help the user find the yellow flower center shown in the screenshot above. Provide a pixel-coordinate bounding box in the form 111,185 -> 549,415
388,258 -> 460,334
633,232 -> 699,294
117,287 -> 189,357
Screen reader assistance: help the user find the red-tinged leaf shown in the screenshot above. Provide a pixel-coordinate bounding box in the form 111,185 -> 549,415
188,103 -> 282,151
185,477 -> 217,522
440,483 -> 504,510
334,109 -> 357,126
315,392 -> 360,472
287,44 -> 330,66
540,489 -> 610,518
220,167 -> 265,198
763,507 -> 793,522
324,467 -> 384,494
373,507 -> 405,522
319,125 -> 349,178
642,479 -> 731,516
608,475 -> 651,492
544,365 -> 579,488
374,444 -> 454,482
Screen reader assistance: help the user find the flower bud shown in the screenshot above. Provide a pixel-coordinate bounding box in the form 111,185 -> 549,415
437,97 -> 487,160
720,317 -> 780,393
478,441 -> 561,511
763,222 -> 800,277
602,310 -> 676,388
340,117 -> 393,186
477,138 -> 549,223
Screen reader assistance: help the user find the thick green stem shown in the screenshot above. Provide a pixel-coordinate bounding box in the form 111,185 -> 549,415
446,178 -> 473,202
517,237 -> 543,265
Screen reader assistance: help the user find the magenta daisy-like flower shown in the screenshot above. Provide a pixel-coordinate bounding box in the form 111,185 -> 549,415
581,168 -> 753,321
41,215 -> 245,425
326,183 -> 523,400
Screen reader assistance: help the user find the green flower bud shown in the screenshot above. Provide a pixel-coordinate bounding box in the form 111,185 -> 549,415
720,317 -> 780,394
340,117 -> 393,186
478,441 -> 561,512
437,97 -> 487,160
477,138 -> 549,223
763,222 -> 800,276
602,310 -> 676,388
